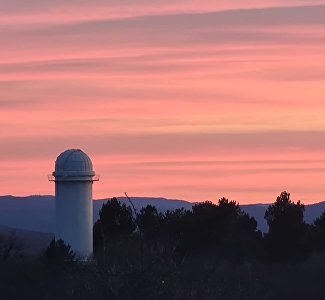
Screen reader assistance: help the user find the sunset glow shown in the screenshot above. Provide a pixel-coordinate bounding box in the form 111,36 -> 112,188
1,1 -> 325,203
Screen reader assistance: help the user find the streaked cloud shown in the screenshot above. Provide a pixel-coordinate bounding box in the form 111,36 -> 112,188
0,1 -> 325,203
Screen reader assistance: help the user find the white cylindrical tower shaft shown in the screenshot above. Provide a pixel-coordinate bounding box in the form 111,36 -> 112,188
51,149 -> 98,257
55,180 -> 93,255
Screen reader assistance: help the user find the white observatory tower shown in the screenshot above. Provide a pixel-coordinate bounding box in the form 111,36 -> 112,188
50,149 -> 98,257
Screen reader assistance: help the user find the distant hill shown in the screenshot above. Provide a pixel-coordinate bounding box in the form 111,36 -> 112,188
0,195 -> 325,234
0,225 -> 53,255
0,195 -> 193,233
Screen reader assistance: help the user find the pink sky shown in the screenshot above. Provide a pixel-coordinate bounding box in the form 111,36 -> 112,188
1,1 -> 325,204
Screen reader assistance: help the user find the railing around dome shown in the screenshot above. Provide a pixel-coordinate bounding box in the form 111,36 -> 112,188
48,174 -> 55,181
48,174 -> 100,181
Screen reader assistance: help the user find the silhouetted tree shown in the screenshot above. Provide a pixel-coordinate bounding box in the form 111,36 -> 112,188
93,198 -> 136,267
43,238 -> 76,270
180,198 -> 262,262
94,198 -> 136,246
264,191 -> 309,261
139,208 -> 191,263
312,211 -> 325,251
162,208 -> 190,243
314,211 -> 325,228
189,201 -> 220,251
137,205 -> 163,241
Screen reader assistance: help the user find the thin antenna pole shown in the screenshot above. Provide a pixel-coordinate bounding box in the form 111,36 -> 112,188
124,192 -> 137,216
124,192 -> 143,273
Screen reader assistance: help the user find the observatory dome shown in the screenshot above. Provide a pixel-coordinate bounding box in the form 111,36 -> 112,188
53,149 -> 95,177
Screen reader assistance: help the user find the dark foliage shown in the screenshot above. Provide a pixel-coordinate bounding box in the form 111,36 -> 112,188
137,205 -> 163,241
4,192 -> 325,299
93,197 -> 136,244
189,198 -> 262,261
312,211 -> 325,251
93,197 -> 136,267
264,191 -> 311,261
42,238 -> 77,270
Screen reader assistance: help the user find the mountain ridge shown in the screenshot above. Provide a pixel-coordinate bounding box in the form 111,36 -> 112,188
1,195 -> 325,234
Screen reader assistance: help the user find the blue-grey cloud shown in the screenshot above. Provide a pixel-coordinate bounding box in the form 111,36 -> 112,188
2,5 -> 325,52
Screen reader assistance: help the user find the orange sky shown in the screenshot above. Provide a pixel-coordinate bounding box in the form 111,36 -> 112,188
1,1 -> 325,204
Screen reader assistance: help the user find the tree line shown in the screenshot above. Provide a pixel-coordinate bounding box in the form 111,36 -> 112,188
2,191 -> 325,299
93,191 -> 325,264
